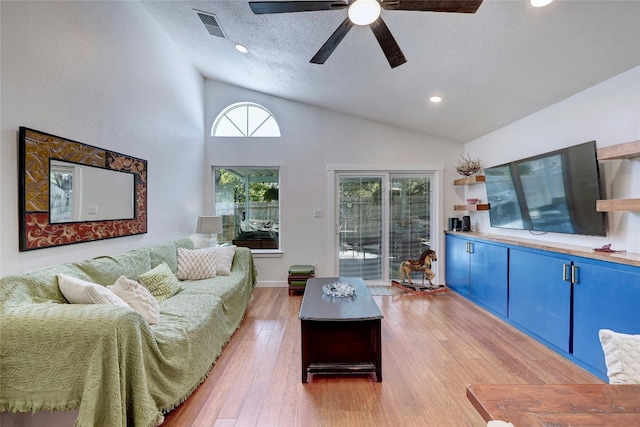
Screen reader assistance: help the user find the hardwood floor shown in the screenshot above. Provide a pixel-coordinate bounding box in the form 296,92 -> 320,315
162,287 -> 601,427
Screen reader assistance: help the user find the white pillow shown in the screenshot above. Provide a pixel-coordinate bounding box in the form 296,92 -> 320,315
599,329 -> 640,384
176,247 -> 217,280
213,245 -> 236,276
108,276 -> 160,324
57,274 -> 129,307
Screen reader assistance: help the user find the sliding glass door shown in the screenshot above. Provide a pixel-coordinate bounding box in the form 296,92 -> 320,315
336,173 -> 433,283
337,175 -> 384,280
388,175 -> 433,281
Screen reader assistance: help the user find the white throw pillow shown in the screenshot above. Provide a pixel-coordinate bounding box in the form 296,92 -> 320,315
213,245 -> 236,276
57,274 -> 129,307
176,247 -> 217,280
599,329 -> 640,384
109,276 -> 160,324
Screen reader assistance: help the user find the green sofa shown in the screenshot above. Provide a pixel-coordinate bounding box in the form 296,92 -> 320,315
0,238 -> 257,427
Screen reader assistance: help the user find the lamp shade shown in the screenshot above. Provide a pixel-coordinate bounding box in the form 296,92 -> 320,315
196,216 -> 223,235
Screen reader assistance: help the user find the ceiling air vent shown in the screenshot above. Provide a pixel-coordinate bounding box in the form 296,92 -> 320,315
195,10 -> 226,38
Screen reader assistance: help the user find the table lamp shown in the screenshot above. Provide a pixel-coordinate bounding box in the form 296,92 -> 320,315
196,216 -> 223,247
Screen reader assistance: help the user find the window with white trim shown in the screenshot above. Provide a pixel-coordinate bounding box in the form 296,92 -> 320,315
212,102 -> 281,137
214,167 -> 280,250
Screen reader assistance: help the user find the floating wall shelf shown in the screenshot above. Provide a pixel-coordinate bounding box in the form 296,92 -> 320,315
454,204 -> 491,212
597,140 -> 640,160
454,175 -> 485,186
596,199 -> 640,212
454,175 -> 489,211
596,140 -> 640,212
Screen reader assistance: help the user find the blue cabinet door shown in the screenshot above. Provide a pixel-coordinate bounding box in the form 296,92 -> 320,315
509,248 -> 572,352
573,258 -> 640,376
470,241 -> 508,317
445,234 -> 470,296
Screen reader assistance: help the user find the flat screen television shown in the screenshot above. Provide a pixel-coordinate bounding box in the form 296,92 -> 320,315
484,141 -> 606,236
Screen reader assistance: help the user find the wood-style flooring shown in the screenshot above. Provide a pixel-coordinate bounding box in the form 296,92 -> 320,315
162,287 -> 601,427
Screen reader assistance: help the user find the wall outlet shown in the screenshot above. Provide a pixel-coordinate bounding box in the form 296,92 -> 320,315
313,210 -> 322,218
88,205 -> 98,214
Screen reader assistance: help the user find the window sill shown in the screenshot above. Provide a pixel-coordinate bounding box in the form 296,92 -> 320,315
251,249 -> 283,258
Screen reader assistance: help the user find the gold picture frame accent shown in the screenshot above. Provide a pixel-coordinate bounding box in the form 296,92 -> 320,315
18,127 -> 147,251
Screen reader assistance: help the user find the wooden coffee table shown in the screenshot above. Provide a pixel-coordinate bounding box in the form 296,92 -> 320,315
467,383 -> 640,425
299,277 -> 383,383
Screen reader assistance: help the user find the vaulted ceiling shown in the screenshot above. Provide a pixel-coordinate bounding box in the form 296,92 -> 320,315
141,0 -> 640,143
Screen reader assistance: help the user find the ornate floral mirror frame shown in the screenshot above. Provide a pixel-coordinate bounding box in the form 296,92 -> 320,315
18,127 -> 147,251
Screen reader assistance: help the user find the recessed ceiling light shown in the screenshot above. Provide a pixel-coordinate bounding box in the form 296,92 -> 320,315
531,0 -> 553,7
235,43 -> 248,54
430,96 -> 442,103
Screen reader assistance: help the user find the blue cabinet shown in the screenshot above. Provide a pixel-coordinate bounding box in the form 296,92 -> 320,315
510,249 -> 640,377
470,240 -> 508,317
445,234 -> 508,316
445,234 -> 471,296
573,258 -> 640,375
445,233 -> 640,381
509,248 -> 572,352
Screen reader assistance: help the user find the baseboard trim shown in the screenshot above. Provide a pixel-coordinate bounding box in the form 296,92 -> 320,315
255,281 -> 288,288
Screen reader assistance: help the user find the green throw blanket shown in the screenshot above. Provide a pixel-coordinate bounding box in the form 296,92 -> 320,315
0,239 -> 257,427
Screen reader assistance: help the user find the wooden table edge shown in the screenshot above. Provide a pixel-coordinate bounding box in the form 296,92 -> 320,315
466,384 -> 493,422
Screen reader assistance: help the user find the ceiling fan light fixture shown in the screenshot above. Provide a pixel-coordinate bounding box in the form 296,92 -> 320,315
348,0 -> 381,26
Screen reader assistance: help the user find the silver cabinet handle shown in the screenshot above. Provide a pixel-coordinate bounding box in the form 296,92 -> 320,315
571,265 -> 579,284
563,264 -> 570,282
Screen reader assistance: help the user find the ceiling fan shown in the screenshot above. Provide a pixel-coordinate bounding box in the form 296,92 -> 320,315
248,0 -> 484,68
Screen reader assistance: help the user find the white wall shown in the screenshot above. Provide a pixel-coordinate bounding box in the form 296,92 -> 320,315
0,1 -> 206,277
204,80 -> 464,286
465,66 -> 640,253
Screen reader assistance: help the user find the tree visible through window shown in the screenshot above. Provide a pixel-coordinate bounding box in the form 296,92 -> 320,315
212,102 -> 281,137
214,167 -> 280,250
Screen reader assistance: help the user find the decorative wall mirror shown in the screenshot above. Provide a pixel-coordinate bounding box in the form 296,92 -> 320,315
18,127 -> 147,251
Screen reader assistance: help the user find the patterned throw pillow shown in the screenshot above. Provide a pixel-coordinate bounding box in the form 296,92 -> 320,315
109,276 -> 160,324
138,262 -> 183,302
57,274 -> 129,306
212,245 -> 236,276
599,329 -> 640,384
176,247 -> 217,280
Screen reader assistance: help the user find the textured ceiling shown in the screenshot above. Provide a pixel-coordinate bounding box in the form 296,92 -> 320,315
140,0 -> 640,143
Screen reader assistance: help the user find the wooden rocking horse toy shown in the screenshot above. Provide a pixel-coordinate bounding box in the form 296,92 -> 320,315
392,249 -> 447,295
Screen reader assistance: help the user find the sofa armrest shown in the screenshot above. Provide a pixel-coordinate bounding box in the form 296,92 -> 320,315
0,302 -> 161,427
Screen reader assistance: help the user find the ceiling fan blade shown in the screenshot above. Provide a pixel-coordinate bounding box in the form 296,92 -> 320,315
310,17 -> 354,64
249,1 -> 348,14
381,0 -> 483,13
370,17 -> 406,68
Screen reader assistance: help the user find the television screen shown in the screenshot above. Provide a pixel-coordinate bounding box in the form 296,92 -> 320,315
485,141 -> 606,236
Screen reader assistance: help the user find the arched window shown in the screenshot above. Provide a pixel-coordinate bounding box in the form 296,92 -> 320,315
212,102 -> 281,137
